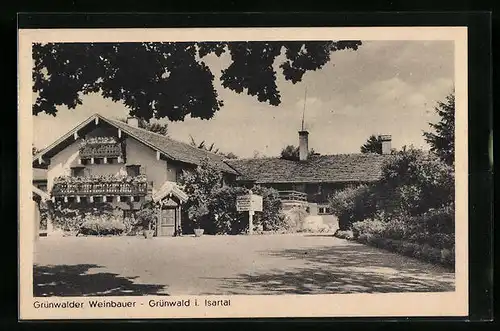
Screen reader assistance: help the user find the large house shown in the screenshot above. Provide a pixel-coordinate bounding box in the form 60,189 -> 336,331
33,113 -> 391,236
32,114 -> 238,237
227,131 -> 391,219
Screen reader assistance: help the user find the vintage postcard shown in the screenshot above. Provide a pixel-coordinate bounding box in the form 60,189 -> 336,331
19,26 -> 468,320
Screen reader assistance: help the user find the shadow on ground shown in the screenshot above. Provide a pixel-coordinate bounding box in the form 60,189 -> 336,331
33,264 -> 169,297
207,243 -> 455,295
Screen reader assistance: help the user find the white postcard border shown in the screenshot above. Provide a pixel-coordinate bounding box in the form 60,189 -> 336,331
18,26 -> 468,320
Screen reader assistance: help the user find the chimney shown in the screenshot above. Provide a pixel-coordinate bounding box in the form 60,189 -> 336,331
379,134 -> 392,154
298,130 -> 309,161
126,116 -> 139,128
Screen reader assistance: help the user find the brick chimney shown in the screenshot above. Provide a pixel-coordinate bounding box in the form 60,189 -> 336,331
126,116 -> 139,128
298,130 -> 309,161
379,134 -> 392,155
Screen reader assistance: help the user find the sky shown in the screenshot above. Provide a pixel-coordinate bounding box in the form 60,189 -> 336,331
33,40 -> 454,158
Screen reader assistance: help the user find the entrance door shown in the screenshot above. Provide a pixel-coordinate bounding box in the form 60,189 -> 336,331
158,208 -> 176,236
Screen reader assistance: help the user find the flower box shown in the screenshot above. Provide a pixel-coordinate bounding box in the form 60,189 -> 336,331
79,137 -> 124,158
52,175 -> 148,196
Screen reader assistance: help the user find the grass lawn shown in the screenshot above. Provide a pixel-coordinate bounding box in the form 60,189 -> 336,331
33,233 -> 455,296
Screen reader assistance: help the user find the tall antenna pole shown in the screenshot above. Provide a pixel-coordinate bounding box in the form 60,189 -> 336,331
301,87 -> 307,131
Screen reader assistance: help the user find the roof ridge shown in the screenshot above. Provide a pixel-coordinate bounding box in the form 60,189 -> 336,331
226,153 -> 388,162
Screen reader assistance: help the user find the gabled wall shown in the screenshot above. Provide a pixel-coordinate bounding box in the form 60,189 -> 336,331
45,125 -> 182,193
46,139 -> 82,192
125,138 -> 169,188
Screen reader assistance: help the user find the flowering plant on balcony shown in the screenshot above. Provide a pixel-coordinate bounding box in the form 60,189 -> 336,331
80,136 -> 118,147
79,136 -> 124,158
53,174 -> 148,185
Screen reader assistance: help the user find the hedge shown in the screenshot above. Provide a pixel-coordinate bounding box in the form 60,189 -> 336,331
356,233 -> 454,268
79,217 -> 126,236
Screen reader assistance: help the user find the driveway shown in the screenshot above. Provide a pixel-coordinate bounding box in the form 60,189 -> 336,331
33,234 -> 455,296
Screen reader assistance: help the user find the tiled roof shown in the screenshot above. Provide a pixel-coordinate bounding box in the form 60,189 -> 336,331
106,118 -> 238,174
226,154 -> 390,184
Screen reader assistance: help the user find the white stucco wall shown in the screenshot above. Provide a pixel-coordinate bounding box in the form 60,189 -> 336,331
166,162 -> 180,182
46,139 -> 81,192
46,133 -> 172,193
125,138 -> 168,189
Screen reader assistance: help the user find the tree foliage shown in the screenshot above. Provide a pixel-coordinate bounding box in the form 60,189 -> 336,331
117,117 -> 168,136
360,135 -> 383,154
178,158 -> 284,234
330,147 -> 454,229
179,157 -> 223,231
33,41 -> 362,121
423,92 -> 455,166
280,144 -> 318,160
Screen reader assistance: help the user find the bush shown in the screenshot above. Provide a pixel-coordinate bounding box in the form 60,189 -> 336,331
79,216 -> 126,236
251,186 -> 287,232
415,204 -> 455,234
440,247 -> 455,266
50,201 -> 116,232
207,185 -> 248,235
180,159 -> 285,235
284,207 -> 309,231
135,205 -> 158,231
352,219 -> 386,238
358,235 -> 454,267
334,230 -> 354,240
378,148 -> 454,216
329,185 -> 377,229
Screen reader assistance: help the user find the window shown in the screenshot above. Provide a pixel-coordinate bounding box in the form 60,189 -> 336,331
318,207 -> 331,215
126,165 -> 140,177
81,159 -> 89,165
123,210 -> 136,219
107,158 -> 115,164
131,196 -> 140,202
94,196 -> 103,203
71,167 -> 85,177
94,158 -> 103,164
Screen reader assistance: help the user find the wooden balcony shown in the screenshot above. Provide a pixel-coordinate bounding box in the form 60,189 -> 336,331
278,190 -> 308,202
52,179 -> 149,197
79,142 -> 124,159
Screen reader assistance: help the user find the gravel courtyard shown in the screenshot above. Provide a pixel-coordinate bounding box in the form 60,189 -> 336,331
33,234 -> 455,296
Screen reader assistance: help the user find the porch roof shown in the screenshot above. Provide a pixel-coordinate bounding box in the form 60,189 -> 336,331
152,181 -> 189,203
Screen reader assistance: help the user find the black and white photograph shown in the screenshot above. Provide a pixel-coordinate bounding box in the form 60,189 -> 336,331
19,27 -> 469,319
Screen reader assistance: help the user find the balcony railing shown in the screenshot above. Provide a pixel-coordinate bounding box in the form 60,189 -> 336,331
79,142 -> 124,159
278,190 -> 308,202
52,176 -> 149,197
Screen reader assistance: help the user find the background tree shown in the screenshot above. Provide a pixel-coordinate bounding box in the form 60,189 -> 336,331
423,91 -> 455,166
33,41 -> 362,121
188,135 -> 238,159
117,118 -> 168,136
189,135 -> 219,153
360,135 -> 383,154
219,152 -> 238,159
280,145 -> 318,161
